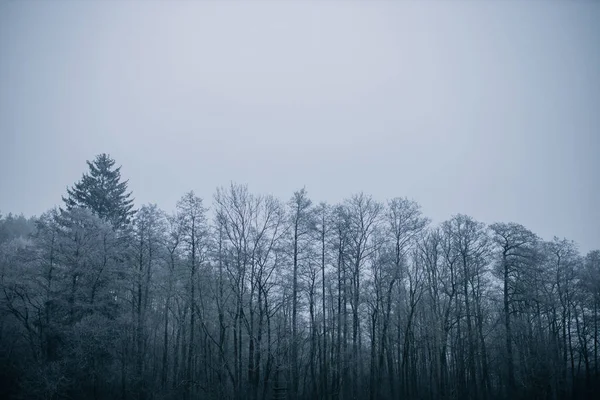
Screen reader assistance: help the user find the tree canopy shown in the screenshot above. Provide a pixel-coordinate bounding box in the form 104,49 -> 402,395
0,161 -> 599,400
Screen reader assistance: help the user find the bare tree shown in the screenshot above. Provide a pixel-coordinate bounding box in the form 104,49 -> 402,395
490,222 -> 538,397
287,188 -> 313,400
176,192 -> 209,399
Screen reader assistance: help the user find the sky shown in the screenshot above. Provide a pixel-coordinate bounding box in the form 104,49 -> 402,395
0,0 -> 598,253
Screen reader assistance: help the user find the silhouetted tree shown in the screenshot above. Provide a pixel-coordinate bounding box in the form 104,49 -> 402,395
62,154 -> 135,229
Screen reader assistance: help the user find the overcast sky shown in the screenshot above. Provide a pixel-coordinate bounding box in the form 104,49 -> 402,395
1,0 -> 598,253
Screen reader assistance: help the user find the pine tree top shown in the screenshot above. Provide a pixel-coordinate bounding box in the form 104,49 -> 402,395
62,153 -> 136,229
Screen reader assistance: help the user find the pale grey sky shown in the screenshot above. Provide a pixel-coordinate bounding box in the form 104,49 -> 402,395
0,1 -> 598,253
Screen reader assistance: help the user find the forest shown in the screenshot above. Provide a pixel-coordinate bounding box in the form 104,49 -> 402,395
0,153 -> 598,400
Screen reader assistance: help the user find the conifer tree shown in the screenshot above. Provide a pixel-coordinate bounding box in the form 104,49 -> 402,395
62,153 -> 135,228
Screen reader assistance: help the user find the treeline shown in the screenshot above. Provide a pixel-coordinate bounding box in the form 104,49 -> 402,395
0,154 -> 599,400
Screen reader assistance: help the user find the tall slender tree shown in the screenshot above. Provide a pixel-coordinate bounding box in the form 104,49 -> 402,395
288,188 -> 313,400
490,222 -> 539,398
176,191 -> 209,399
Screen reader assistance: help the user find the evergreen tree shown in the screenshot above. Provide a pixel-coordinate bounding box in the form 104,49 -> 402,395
62,153 -> 136,228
